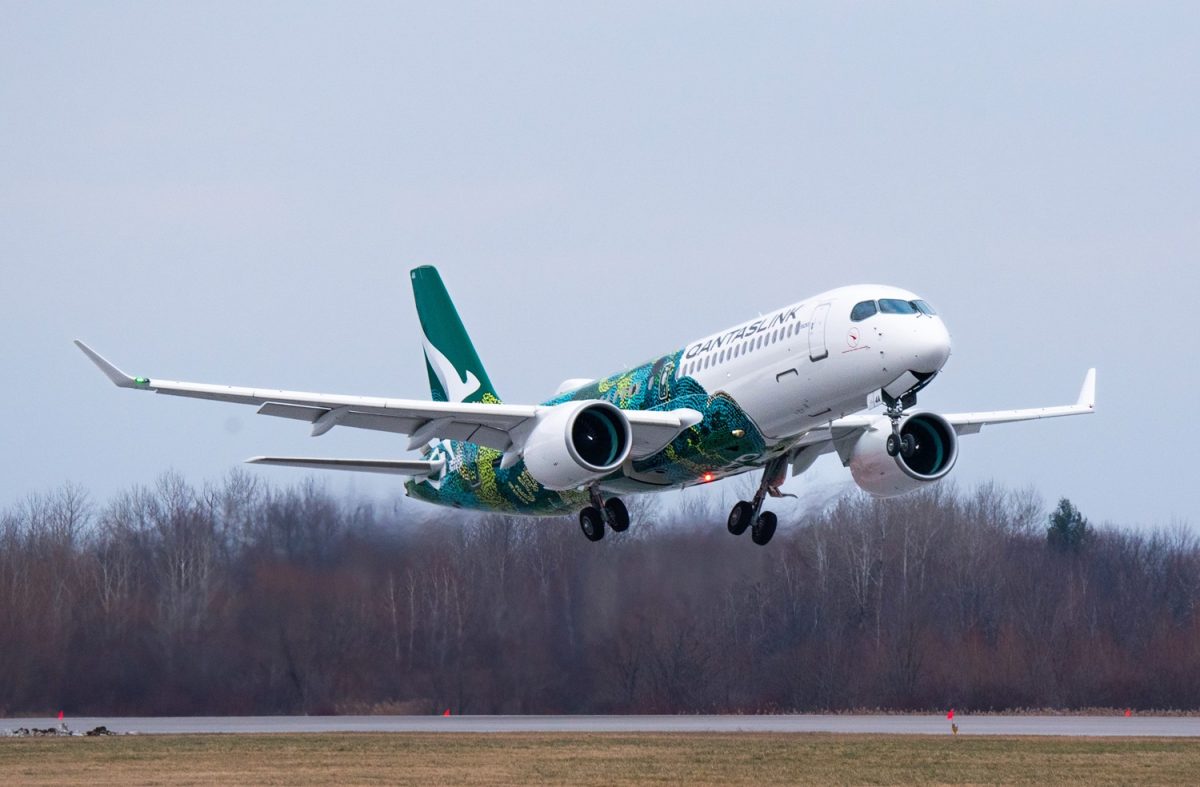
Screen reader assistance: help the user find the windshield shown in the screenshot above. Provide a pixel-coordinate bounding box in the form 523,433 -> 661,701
878,298 -> 918,315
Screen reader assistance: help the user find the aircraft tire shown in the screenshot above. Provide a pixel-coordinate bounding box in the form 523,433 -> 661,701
751,511 -> 778,546
604,498 -> 630,532
579,506 -> 606,542
886,434 -> 900,457
900,433 -> 917,458
728,501 -> 754,536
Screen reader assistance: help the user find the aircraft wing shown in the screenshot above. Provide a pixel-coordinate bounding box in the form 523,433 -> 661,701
75,341 -> 699,458
938,367 -> 1096,435
810,368 -> 1096,436
785,369 -> 1095,476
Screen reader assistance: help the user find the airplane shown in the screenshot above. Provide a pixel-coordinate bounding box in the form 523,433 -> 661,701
76,266 -> 1095,546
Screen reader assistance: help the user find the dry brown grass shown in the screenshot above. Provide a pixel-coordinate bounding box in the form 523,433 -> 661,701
2,733 -> 1198,786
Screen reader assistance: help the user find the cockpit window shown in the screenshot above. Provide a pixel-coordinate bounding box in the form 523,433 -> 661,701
850,300 -> 877,321
912,300 -> 937,315
878,298 -> 918,315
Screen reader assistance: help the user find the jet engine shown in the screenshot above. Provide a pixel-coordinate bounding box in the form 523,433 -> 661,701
846,412 -> 958,497
522,400 -> 632,491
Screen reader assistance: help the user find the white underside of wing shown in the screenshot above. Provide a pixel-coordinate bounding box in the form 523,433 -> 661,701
784,368 -> 1096,476
76,340 -> 701,462
941,368 -> 1096,434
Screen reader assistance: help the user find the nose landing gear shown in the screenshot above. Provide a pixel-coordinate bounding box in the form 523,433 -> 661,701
882,389 -> 920,459
727,455 -> 790,546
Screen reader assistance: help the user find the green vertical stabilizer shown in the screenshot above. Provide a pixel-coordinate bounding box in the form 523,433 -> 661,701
410,266 -> 502,404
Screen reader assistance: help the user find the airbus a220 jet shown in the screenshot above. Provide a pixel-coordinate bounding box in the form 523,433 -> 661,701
77,266 -> 1094,546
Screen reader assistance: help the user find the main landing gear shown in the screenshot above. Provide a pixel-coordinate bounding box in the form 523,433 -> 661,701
727,455 -> 792,546
578,487 -> 629,542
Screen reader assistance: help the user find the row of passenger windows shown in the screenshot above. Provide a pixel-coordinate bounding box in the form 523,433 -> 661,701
850,298 -> 937,322
680,320 -> 803,377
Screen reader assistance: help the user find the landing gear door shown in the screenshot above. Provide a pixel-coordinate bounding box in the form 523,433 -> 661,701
808,302 -> 831,361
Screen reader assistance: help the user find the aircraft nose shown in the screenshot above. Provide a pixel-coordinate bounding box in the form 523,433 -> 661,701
917,318 -> 952,373
887,316 -> 952,375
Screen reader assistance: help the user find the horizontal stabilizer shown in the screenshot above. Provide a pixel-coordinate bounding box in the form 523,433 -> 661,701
246,456 -> 444,477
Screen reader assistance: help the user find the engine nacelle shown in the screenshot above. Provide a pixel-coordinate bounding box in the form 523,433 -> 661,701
846,412 -> 959,498
522,400 -> 632,491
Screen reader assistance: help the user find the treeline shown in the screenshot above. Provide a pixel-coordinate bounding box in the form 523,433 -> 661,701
1,473 -> 1198,716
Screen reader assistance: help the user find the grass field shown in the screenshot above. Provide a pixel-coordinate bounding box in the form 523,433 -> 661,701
2,733 -> 1198,785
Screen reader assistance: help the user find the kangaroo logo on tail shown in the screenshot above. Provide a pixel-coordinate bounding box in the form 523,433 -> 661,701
422,335 -> 481,403
410,266 -> 501,405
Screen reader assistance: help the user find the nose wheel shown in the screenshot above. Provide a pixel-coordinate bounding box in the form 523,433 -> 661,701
886,432 -> 918,459
727,456 -> 790,546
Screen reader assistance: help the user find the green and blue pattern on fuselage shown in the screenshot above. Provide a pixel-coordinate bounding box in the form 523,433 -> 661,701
404,349 -> 769,516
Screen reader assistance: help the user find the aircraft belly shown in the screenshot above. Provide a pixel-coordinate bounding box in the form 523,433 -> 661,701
406,346 -> 799,515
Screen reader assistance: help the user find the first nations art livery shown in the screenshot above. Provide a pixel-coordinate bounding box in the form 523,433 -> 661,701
78,266 -> 1095,546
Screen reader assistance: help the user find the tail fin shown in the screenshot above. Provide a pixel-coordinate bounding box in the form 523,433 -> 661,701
410,266 -> 502,404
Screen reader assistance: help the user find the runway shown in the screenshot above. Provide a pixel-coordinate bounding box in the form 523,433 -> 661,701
9,714 -> 1200,737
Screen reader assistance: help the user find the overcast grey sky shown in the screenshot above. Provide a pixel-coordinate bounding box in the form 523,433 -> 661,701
2,2 -> 1196,528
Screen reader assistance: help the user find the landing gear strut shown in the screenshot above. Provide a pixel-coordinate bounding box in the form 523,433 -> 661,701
727,455 -> 790,546
881,372 -> 939,459
578,487 -> 630,542
883,390 -> 918,459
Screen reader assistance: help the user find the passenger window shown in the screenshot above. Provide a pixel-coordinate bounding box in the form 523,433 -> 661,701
913,300 -> 937,315
850,301 -> 877,321
878,298 -> 918,315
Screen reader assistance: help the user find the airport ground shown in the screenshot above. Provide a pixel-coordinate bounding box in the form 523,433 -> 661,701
3,733 -> 1200,785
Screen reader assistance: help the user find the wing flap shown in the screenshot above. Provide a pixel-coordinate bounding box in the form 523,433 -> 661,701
257,402 -> 325,422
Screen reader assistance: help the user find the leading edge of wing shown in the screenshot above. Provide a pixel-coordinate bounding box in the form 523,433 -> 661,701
797,368 -> 1098,450
246,456 -> 444,477
76,340 -> 702,457
75,339 -> 538,422
941,367 -> 1096,433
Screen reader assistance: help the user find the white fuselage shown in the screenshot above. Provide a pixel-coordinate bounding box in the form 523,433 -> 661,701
679,284 -> 952,444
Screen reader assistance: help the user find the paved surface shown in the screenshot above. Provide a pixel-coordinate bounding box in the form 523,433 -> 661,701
8,715 -> 1200,737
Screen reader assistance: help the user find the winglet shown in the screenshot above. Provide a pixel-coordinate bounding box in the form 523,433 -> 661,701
1077,368 -> 1096,410
74,340 -> 147,389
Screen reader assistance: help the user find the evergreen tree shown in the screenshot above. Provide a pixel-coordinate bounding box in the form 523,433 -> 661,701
1047,497 -> 1090,552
